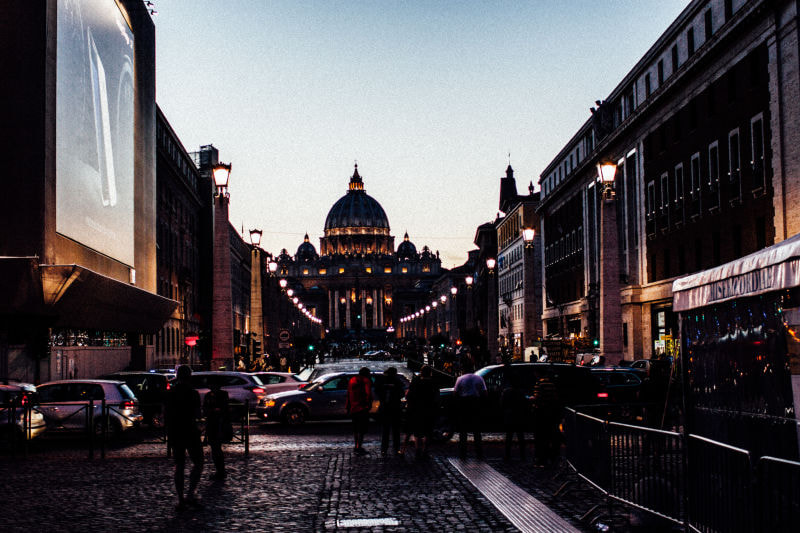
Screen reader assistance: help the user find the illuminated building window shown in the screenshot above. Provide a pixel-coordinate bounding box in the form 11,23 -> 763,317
401,267 -> 408,273
339,267 -> 345,274
422,265 -> 430,273
303,268 -> 309,275
319,269 -> 327,275
384,267 -> 392,273
366,267 -> 372,274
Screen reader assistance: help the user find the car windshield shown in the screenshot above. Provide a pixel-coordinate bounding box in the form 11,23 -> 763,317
119,383 -> 137,400
294,367 -> 314,381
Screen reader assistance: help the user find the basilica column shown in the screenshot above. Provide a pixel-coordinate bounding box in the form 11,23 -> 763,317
346,291 -> 351,329
372,289 -> 378,328
361,290 -> 367,329
378,289 -> 384,328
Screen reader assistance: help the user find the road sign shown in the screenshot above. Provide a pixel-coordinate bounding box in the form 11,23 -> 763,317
279,329 -> 290,342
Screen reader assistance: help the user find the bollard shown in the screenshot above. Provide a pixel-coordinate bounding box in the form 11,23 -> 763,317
100,399 -> 106,460
88,398 -> 94,460
244,400 -> 250,456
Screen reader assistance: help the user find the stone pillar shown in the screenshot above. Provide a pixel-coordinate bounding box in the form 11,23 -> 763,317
345,291 -> 351,329
600,192 -> 623,364
361,291 -> 367,329
334,290 -> 340,329
377,289 -> 384,328
372,289 -> 378,328
212,195 -> 234,370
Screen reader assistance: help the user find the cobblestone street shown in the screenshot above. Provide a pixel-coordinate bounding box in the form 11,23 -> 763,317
1,423 -> 619,532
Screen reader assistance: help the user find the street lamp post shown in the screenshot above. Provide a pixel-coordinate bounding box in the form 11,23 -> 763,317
486,257 -> 499,362
249,229 -> 264,363
212,162 -> 234,370
598,160 -> 624,364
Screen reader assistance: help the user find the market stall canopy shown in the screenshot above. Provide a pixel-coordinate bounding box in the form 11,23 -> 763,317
673,233 -> 800,312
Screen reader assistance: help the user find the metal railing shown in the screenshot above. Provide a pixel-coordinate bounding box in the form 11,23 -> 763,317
564,406 -> 800,532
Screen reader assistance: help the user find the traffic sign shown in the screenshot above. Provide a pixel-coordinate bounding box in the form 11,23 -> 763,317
279,329 -> 291,342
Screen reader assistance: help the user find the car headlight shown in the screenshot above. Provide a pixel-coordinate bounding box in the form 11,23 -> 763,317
264,399 -> 276,408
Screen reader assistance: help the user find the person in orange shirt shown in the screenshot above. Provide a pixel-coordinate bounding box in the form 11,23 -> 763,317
346,367 -> 372,455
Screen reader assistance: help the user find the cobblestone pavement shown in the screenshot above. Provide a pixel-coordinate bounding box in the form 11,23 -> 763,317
0,423 -> 673,532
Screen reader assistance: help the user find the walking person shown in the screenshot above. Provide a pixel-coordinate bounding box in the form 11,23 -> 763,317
346,367 -> 372,455
453,361 -> 487,460
501,372 -> 529,461
203,379 -> 231,481
165,365 -> 204,511
403,364 -> 439,460
377,367 -> 404,457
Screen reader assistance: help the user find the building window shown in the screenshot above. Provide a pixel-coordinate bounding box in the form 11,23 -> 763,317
657,59 -> 664,85
708,141 -> 720,210
674,163 -> 685,223
319,268 -> 327,275
724,0 -> 733,21
365,267 -> 372,274
687,27 -> 695,56
671,44 -> 679,74
690,153 -> 702,218
401,267 -> 408,273
645,73 -> 652,97
384,266 -> 392,274
303,268 -> 309,275
751,114 -> 765,189
646,181 -> 656,236
660,172 -> 670,228
338,267 -> 345,274
728,129 -> 741,202
705,9 -> 713,40
422,265 -> 430,273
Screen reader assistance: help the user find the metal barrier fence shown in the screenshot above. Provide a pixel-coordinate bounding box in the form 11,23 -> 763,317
3,398 -> 250,460
564,406 -> 800,532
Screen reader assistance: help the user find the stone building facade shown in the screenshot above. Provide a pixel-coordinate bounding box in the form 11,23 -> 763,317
537,0 -> 800,361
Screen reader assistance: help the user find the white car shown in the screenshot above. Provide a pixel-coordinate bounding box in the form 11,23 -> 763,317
36,380 -> 142,437
0,383 -> 47,448
248,372 -> 304,395
189,371 -> 267,411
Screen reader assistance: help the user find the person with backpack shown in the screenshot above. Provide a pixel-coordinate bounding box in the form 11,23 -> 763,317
346,367 -> 372,455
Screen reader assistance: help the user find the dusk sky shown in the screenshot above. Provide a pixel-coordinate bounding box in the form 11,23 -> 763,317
155,1 -> 688,268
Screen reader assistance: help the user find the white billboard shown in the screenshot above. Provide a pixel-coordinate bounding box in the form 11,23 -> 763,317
56,0 -> 135,266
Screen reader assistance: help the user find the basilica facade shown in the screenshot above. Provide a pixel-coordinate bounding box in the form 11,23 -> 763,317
275,165 -> 443,341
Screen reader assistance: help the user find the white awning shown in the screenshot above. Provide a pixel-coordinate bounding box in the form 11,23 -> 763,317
672,232 -> 800,312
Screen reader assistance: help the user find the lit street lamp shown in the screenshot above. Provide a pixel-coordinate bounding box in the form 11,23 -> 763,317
522,227 -> 535,248
249,228 -> 262,247
486,257 -> 496,274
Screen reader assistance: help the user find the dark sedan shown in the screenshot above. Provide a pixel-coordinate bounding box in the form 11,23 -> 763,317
257,371 -> 409,424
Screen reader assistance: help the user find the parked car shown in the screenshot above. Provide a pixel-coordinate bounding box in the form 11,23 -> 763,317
257,371 -> 410,424
36,380 -> 142,437
0,383 -> 47,449
188,371 -> 267,413
100,371 -> 173,425
295,361 -> 414,383
248,372 -> 304,395
433,363 -> 602,439
589,367 -> 645,403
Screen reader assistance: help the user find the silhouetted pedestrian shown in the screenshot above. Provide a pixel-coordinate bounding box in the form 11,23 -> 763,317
166,365 -> 204,511
501,373 -> 529,461
532,375 -> 561,466
403,364 -> 439,460
203,379 -> 231,481
377,367 -> 404,456
346,367 -> 372,455
454,361 -> 487,460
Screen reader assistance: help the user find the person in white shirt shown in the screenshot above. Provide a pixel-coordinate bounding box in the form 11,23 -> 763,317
453,361 -> 487,459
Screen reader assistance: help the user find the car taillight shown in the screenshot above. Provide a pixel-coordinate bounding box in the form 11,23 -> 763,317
166,382 -> 171,390
299,383 -> 309,390
121,400 -> 135,410
250,387 -> 265,394
597,392 -> 609,399
21,395 -> 29,407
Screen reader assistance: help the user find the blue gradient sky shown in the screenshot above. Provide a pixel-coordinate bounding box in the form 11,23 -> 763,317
155,1 -> 688,267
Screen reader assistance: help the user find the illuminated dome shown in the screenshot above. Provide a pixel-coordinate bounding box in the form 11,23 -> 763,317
296,234 -> 318,262
320,164 -> 394,255
396,232 -> 417,260
324,164 -> 390,231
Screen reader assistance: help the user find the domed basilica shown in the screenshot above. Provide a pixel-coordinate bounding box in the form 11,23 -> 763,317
276,164 -> 442,340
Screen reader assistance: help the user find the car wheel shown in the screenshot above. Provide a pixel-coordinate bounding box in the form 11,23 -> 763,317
281,405 -> 306,425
